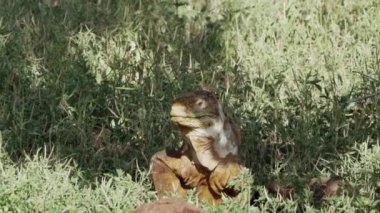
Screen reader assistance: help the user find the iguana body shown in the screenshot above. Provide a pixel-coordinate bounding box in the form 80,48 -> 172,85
151,90 -> 241,204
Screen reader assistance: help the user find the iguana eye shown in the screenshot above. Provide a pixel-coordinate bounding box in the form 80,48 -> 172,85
195,99 -> 205,108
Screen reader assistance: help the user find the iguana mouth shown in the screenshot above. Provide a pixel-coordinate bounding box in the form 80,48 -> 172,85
170,102 -> 217,128
170,106 -> 215,119
170,115 -> 214,128
170,115 -> 216,119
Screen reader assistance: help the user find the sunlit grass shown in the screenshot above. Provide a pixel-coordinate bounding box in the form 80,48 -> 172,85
0,0 -> 379,211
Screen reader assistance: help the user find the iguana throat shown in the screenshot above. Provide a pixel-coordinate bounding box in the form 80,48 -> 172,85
170,90 -> 240,171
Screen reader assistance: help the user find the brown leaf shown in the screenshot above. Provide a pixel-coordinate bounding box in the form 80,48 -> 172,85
313,176 -> 343,203
266,180 -> 294,199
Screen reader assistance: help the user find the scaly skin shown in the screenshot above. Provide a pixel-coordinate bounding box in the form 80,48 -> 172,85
151,90 -> 242,204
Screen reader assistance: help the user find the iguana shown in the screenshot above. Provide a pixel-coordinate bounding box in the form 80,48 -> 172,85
151,90 -> 242,204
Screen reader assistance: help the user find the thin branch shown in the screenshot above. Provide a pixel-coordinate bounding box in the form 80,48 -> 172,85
342,91 -> 380,104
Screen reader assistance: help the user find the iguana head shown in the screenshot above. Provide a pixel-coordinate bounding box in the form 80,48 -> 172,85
170,90 -> 240,171
170,90 -> 220,129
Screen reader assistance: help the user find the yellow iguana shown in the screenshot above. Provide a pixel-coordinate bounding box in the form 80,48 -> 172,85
150,90 -> 242,204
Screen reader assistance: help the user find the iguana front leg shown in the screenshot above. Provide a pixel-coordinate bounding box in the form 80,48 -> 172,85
208,154 -> 241,196
151,149 -> 207,198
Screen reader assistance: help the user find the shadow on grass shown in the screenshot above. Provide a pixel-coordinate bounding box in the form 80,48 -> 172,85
0,0 -> 237,181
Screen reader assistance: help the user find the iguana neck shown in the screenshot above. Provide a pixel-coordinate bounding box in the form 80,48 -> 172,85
184,107 -> 239,171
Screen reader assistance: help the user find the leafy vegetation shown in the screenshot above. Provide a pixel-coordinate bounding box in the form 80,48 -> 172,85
0,0 -> 379,212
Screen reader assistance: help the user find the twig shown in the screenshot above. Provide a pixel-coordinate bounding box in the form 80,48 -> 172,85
352,71 -> 380,83
342,91 -> 380,104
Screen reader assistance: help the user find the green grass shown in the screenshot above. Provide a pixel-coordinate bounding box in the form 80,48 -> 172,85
0,0 -> 379,212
